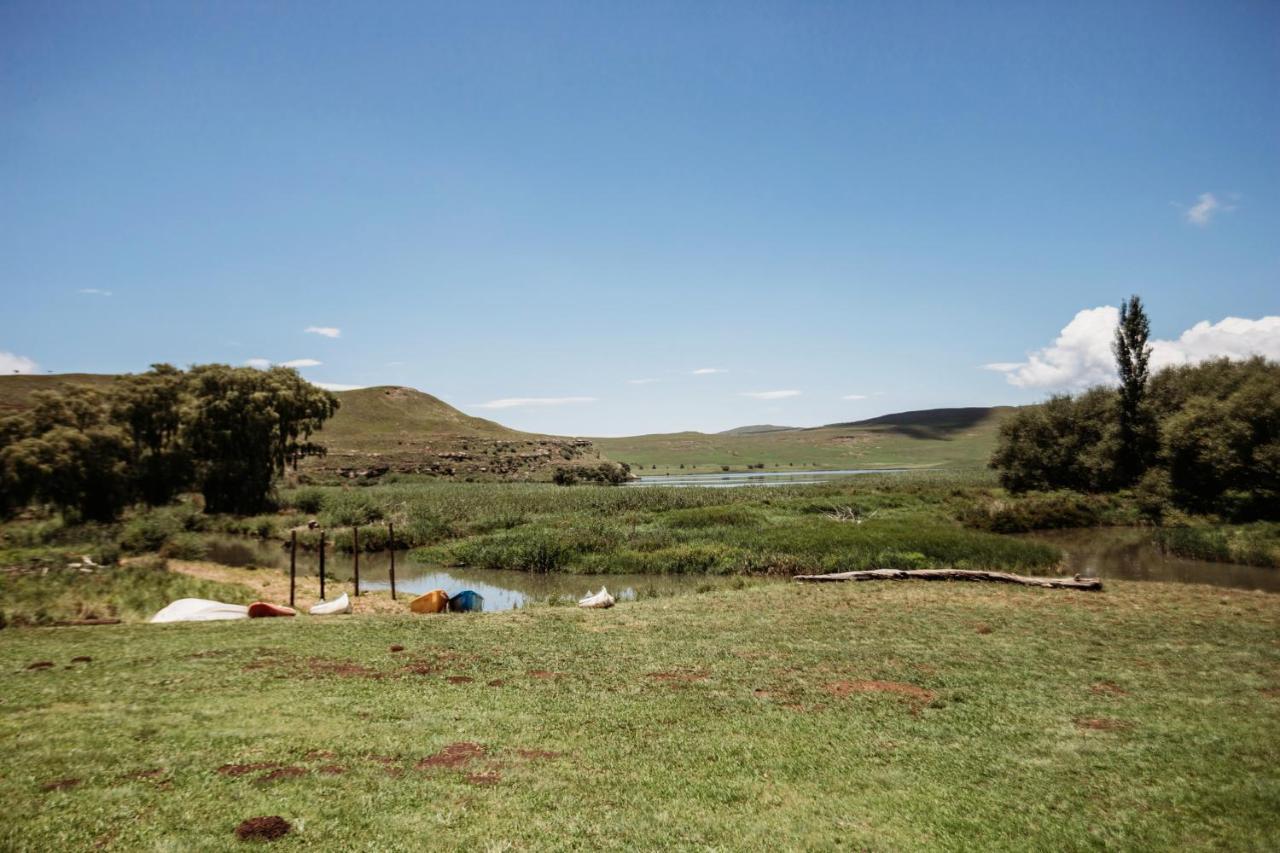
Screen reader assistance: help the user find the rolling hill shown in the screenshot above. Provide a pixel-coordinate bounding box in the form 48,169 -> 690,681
0,374 -> 1011,478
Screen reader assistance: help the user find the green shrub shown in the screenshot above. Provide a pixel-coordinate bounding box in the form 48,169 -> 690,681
158,533 -> 209,560
290,488 -> 325,514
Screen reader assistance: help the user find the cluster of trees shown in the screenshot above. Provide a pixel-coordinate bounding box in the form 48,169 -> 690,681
992,298 -> 1279,519
552,462 -> 632,486
0,364 -> 339,520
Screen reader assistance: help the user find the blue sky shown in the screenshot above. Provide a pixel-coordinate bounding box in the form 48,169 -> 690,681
2,1 -> 1277,435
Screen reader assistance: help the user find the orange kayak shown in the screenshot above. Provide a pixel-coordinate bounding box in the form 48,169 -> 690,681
248,602 -> 297,618
409,589 -> 449,614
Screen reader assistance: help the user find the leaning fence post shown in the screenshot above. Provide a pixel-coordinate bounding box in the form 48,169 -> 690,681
353,525 -> 360,597
319,530 -> 326,601
388,522 -> 397,601
289,530 -> 297,608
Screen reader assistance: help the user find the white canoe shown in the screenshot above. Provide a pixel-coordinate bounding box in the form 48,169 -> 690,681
578,587 -> 615,609
309,593 -> 352,615
150,598 -> 249,623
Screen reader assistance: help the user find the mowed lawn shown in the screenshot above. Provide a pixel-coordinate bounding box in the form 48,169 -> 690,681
2,581 -> 1279,850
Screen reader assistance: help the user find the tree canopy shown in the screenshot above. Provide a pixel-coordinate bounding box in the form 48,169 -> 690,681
0,364 -> 339,519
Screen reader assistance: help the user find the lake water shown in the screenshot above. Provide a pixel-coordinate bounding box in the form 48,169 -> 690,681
1022,527 -> 1280,594
626,468 -> 907,488
204,536 -> 768,611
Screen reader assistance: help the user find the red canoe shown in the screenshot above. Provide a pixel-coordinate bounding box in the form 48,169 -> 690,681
247,602 -> 297,618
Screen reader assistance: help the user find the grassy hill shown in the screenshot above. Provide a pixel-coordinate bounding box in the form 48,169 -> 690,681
1,374 -> 1010,478
595,407 -> 1012,475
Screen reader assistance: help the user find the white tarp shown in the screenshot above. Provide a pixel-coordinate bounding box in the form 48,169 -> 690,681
309,593 -> 352,615
578,587 -> 615,609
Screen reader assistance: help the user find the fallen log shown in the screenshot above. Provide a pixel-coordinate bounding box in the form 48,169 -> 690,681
50,618 -> 123,627
792,568 -> 1102,591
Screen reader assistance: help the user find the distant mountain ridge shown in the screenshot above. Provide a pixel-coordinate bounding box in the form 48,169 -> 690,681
717,424 -> 797,436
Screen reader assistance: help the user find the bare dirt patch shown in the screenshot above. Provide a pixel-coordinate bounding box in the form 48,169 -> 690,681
256,767 -> 307,783
1074,717 -> 1131,731
234,816 -> 291,841
40,777 -> 80,792
975,623 -> 993,635
389,645 -> 405,652
70,655 -> 92,663
487,679 -> 506,687
417,742 -> 485,770
26,661 -> 54,671
445,675 -> 474,684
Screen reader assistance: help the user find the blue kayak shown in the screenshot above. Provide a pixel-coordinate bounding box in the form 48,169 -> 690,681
447,590 -> 484,613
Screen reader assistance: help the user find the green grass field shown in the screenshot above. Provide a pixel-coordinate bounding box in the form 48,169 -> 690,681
3,579 -> 1278,850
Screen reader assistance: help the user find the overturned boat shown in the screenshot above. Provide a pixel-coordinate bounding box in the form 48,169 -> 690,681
448,590 -> 484,612
410,588 -> 450,614
309,593 -> 352,615
578,587 -> 615,609
150,598 -> 249,623
248,601 -> 296,618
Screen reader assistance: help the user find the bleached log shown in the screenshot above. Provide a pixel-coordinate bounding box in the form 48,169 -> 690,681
792,568 -> 1102,590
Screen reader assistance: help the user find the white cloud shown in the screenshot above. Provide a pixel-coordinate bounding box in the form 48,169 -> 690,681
740,390 -> 801,400
474,396 -> 597,409
77,288 -> 112,296
280,358 -> 321,368
1183,192 -> 1235,227
986,306 -> 1280,390
304,326 -> 341,338
842,394 -> 869,400
1,351 -> 39,374
245,358 -> 273,369
246,357 -> 321,369
691,367 -> 727,375
313,382 -> 364,391
628,378 -> 659,385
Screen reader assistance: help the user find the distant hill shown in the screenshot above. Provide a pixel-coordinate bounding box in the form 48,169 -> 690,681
717,424 -> 796,436
0,373 -> 119,414
595,406 -> 1013,474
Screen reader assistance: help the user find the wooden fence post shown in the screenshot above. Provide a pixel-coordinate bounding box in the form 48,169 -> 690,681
353,526 -> 360,597
388,522 -> 396,601
319,531 -> 326,601
289,530 -> 297,608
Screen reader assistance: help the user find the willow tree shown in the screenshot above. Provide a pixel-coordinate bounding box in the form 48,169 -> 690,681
183,365 -> 339,514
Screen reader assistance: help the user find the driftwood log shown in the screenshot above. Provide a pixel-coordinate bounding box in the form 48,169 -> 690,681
50,618 -> 123,627
792,569 -> 1102,591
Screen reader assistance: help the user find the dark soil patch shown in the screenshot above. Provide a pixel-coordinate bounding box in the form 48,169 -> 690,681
514,749 -> 563,761
1075,717 -> 1131,732
975,623 -> 993,635
318,765 -> 346,775
70,655 -> 92,663
825,680 -> 936,704
389,645 -> 405,652
1090,681 -> 1128,697
465,771 -> 501,785
487,679 -> 506,687
417,742 -> 485,770
26,661 -> 54,670
256,767 -> 307,783
445,675 -> 474,684
218,762 -> 282,777
402,662 -> 438,676
235,816 -> 291,841
40,777 -> 80,792
1261,687 -> 1280,699
647,670 -> 710,683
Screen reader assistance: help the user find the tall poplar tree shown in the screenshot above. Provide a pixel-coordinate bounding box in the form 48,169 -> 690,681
1113,295 -> 1153,484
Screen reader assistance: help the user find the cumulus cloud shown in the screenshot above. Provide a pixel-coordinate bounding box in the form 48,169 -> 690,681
1183,192 -> 1235,226
77,288 -> 112,296
474,396 -> 597,409
1,351 -> 39,374
312,382 -> 364,391
305,326 -> 341,338
280,358 -> 321,368
740,390 -> 801,400
986,306 -> 1280,390
691,368 -> 727,375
